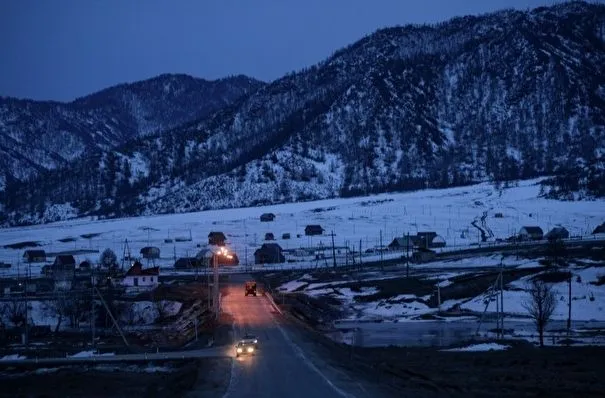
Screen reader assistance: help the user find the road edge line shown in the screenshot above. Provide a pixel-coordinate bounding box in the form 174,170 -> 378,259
265,293 -> 283,315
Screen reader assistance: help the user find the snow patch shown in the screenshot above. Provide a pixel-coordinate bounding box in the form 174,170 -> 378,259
442,343 -> 511,352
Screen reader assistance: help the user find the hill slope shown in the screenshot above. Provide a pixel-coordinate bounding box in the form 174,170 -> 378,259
0,74 -> 264,186
2,1 -> 605,225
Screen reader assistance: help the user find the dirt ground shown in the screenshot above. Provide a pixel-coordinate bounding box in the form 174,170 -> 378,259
0,360 -> 200,398
0,303 -> 236,398
280,305 -> 605,398
358,343 -> 605,397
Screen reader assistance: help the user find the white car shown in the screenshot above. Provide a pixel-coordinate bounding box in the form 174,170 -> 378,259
240,334 -> 259,348
235,341 -> 256,357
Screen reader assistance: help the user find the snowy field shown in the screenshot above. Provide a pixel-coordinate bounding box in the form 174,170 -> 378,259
0,178 -> 603,277
282,259 -> 605,322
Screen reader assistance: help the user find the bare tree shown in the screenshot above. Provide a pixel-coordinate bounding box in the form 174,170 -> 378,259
45,290 -> 91,332
99,248 -> 118,268
523,279 -> 557,347
0,298 -> 26,328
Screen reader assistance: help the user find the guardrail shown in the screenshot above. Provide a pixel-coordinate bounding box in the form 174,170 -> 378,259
264,292 -> 282,315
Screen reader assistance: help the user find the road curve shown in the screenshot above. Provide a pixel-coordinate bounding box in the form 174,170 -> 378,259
222,274 -> 383,398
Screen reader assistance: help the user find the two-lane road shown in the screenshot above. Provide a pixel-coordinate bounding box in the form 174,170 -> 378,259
222,274 -> 387,398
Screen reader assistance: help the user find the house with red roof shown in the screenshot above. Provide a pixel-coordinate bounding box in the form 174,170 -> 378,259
122,260 -> 159,290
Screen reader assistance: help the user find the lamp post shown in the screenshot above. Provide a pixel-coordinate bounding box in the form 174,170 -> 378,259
208,246 -> 233,320
213,252 -> 219,319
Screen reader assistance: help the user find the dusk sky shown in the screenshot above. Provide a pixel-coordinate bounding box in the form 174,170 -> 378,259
0,0 -> 599,101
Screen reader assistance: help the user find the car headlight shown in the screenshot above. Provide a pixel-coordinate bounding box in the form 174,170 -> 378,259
253,339 -> 258,344
247,347 -> 254,353
236,348 -> 243,353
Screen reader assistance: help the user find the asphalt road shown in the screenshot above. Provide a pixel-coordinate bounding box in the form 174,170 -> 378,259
222,274 -> 387,398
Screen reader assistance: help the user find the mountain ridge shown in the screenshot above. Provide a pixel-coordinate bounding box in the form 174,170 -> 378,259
2,1 -> 604,226
0,73 -> 265,188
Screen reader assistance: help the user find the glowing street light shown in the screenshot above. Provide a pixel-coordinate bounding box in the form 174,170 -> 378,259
207,246 -> 234,319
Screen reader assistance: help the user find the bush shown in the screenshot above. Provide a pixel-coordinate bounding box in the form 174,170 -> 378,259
590,274 -> 605,286
533,271 -> 571,284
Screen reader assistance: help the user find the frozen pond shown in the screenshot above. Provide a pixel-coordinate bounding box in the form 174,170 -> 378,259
332,319 -> 605,347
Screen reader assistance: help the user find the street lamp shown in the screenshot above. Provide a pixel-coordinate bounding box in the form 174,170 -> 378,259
205,246 -> 233,320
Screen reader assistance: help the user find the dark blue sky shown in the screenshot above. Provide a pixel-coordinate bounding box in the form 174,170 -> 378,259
0,0 -> 596,101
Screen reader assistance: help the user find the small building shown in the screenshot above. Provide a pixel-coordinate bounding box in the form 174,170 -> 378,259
140,246 -> 160,259
23,250 -> 46,263
545,227 -> 570,241
254,243 -> 285,264
304,225 -> 324,236
518,226 -> 544,241
260,213 -> 276,222
53,255 -> 76,270
388,236 -> 417,251
265,232 -> 275,241
416,232 -> 438,248
122,261 -> 159,289
282,233 -> 291,240
494,213 -> 504,218
208,232 -> 227,246
412,248 -> 436,263
52,255 -> 76,290
174,257 -> 200,269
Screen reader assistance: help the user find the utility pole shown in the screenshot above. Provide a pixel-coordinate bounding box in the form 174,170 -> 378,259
331,230 -> 337,268
567,271 -> 572,335
213,253 -> 219,320
24,271 -> 28,346
379,230 -> 383,270
500,259 -> 504,338
406,232 -> 410,278
437,284 -> 441,311
207,259 -> 211,309
91,269 -> 95,349
244,219 -> 248,270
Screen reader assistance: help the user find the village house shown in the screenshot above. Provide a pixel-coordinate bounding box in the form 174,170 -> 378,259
416,231 -> 437,245
208,232 -> 227,246
122,261 -> 159,290
254,243 -> 285,264
545,226 -> 570,241
304,225 -> 324,236
23,250 -> 46,263
391,232 -> 446,249
260,213 -> 275,222
52,255 -> 76,290
388,236 -> 418,251
518,226 -> 544,241
52,255 -> 76,270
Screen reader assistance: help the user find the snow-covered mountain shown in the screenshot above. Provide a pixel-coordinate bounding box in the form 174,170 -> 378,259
2,1 -> 605,226
0,74 -> 264,185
